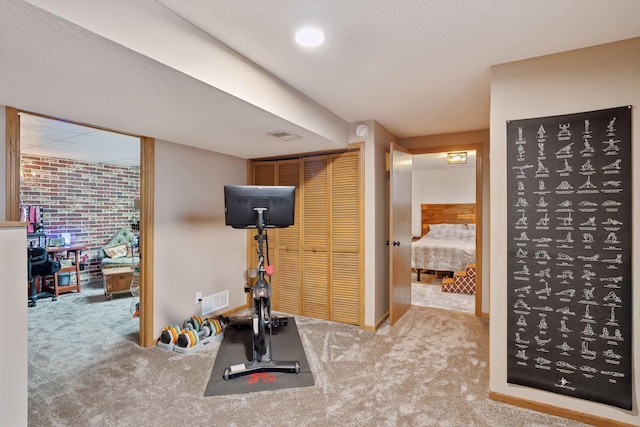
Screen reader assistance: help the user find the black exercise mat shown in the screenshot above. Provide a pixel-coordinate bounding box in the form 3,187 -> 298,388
205,317 -> 314,396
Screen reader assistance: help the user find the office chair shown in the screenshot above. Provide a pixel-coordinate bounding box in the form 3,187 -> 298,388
28,247 -> 61,307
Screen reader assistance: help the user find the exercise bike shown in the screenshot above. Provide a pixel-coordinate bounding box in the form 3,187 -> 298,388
223,207 -> 300,380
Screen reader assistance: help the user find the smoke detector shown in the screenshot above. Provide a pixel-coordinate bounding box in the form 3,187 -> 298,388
267,131 -> 302,141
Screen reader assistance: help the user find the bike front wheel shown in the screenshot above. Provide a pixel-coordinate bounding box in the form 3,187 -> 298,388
253,297 -> 268,358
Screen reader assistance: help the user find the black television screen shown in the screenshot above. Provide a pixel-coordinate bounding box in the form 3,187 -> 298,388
224,185 -> 295,229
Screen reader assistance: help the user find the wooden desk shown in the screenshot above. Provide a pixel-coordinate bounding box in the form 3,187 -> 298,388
43,245 -> 87,297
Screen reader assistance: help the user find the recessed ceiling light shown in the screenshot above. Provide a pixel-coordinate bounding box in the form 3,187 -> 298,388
295,26 -> 325,47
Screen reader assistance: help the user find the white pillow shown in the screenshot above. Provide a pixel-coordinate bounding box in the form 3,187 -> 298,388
429,223 -> 467,232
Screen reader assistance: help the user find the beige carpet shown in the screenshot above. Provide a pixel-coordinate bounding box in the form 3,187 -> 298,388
27,281 -> 588,426
411,271 -> 475,313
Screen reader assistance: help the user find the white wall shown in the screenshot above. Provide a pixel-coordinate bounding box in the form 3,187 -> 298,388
489,37 -> 640,425
153,140 -> 248,333
0,224 -> 28,426
411,167 -> 475,237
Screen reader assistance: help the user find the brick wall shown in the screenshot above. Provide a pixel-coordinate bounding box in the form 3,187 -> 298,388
21,154 -> 140,283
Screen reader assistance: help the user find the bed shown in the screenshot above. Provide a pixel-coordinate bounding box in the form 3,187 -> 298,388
412,203 -> 476,281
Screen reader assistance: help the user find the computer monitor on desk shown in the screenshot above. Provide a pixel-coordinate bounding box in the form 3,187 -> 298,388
48,237 -> 66,247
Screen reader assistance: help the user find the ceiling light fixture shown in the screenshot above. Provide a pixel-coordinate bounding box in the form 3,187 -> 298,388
447,152 -> 467,164
295,26 -> 325,47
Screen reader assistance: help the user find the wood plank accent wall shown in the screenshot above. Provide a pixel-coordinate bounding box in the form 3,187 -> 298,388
251,149 -> 362,325
420,203 -> 476,236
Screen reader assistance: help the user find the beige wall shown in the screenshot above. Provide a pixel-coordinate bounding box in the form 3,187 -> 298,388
489,37 -> 640,424
0,224 -> 28,426
348,120 -> 398,327
0,110 -> 26,426
400,129 -> 490,313
153,140 -> 248,333
372,121 -> 399,324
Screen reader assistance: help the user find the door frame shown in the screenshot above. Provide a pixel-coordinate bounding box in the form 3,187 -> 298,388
5,106 -> 156,347
407,143 -> 484,316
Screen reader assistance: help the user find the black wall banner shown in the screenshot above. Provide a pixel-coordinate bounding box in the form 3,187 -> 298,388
506,106 -> 632,410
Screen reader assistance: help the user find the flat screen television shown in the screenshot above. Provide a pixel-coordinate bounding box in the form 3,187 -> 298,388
224,185 -> 295,229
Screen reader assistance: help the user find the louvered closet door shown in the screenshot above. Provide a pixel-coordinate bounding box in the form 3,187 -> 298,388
251,162 -> 276,284
302,156 -> 329,320
253,162 -> 275,187
330,151 -> 360,325
274,160 -> 301,314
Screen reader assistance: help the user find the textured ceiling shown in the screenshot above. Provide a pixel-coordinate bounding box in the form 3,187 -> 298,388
1,0 -> 639,163
0,0 -> 346,161
157,0 -> 640,137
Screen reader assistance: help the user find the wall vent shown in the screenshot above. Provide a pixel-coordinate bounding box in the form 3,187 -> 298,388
202,290 -> 229,316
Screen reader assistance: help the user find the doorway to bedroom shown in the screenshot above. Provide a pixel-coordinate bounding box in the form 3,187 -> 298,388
411,150 -> 477,314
